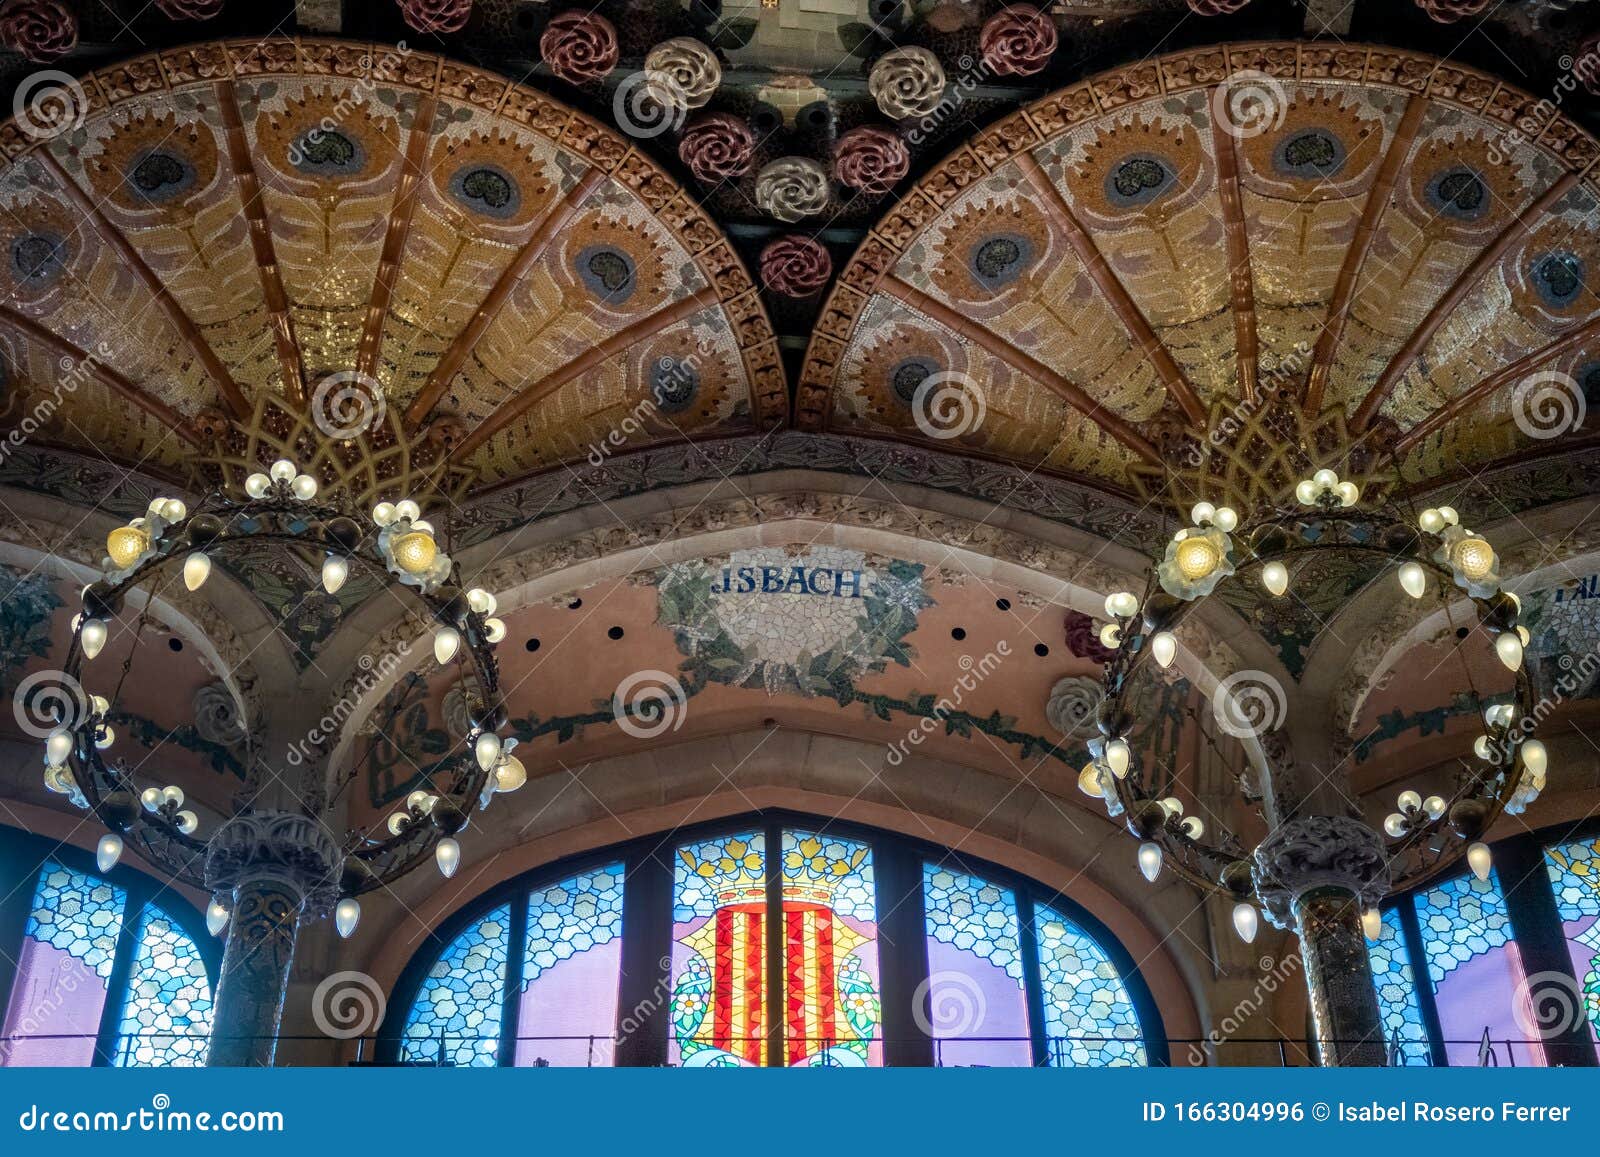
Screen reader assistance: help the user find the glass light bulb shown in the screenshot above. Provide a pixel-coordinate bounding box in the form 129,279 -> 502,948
46,730 -> 72,766
81,619 -> 107,659
475,732 -> 502,772
1473,735 -> 1494,761
494,756 -> 527,793
436,837 -> 461,879
434,627 -> 460,666
1151,632 -> 1176,669
1361,908 -> 1383,940
95,726 -> 115,750
1160,796 -> 1183,817
162,785 -> 185,808
244,473 -> 270,498
1261,561 -> 1288,597
1175,537 -> 1219,582
394,499 -> 421,522
1179,815 -> 1205,839
184,552 -> 211,591
322,556 -> 349,595
1295,480 -> 1317,505
1450,536 -> 1495,581
91,695 -> 109,716
96,833 -> 123,873
1336,482 -> 1359,507
141,787 -> 163,812
406,789 -> 430,811
1467,841 -> 1492,882
1418,508 -> 1444,533
175,810 -> 198,834
467,589 -> 497,615
387,812 -> 410,835
270,458 -> 297,483
484,618 -> 507,644
1397,790 -> 1422,813
1105,738 -> 1130,778
1077,764 -> 1105,797
1137,842 -> 1163,883
1105,591 -> 1139,619
1423,795 -> 1447,819
292,474 -> 318,501
1099,623 -> 1122,648
335,897 -> 361,939
106,525 -> 149,569
1521,739 -> 1548,776
372,502 -> 396,526
1189,501 -> 1215,525
391,531 -> 437,576
162,499 -> 187,522
1232,902 -> 1258,944
1438,505 -> 1459,526
1313,468 -> 1338,490
1495,631 -> 1523,671
1398,562 -> 1425,599
1383,813 -> 1407,838
206,899 -> 229,937
1212,507 -> 1238,532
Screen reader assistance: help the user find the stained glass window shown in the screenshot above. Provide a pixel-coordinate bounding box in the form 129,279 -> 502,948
780,830 -> 881,1066
1414,871 -> 1531,1065
1365,906 -> 1429,1065
1,862 -> 125,1066
1032,901 -> 1144,1066
1542,836 -> 1600,1059
113,904 -> 214,1067
401,904 -> 510,1066
515,863 -> 625,1067
922,864 -> 1031,1066
671,831 -> 768,1066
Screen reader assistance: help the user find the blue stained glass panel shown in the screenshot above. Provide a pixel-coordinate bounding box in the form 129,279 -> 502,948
1032,901 -> 1144,1066
922,864 -> 1031,1066
1542,836 -> 1600,1060
114,904 -> 213,1067
1366,906 -> 1429,1065
402,904 -> 510,1066
516,863 -> 625,1066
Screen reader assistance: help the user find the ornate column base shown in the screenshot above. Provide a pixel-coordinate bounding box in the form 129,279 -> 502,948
204,812 -> 341,1067
1254,815 -> 1390,1068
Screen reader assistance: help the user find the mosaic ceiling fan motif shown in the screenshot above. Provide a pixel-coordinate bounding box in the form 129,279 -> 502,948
0,39 -> 783,499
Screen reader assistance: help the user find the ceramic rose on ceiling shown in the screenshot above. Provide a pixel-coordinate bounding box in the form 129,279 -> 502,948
869,47 -> 947,120
755,158 -> 831,223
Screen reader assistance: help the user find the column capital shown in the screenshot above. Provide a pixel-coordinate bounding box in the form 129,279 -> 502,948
1252,814 -> 1389,930
204,809 -> 343,915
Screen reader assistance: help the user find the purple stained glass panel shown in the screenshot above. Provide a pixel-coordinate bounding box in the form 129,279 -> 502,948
514,863 -> 625,1067
922,864 -> 1031,1067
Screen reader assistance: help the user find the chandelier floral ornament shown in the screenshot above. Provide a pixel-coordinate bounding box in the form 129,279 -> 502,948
1082,461 -> 1542,1003
42,455 -> 515,1062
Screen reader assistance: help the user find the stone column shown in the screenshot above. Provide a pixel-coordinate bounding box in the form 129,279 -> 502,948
204,811 -> 341,1067
1254,815 -> 1390,1067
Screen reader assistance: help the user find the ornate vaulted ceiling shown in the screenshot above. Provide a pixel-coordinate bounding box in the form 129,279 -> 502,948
0,39 -> 783,493
799,44 -> 1600,493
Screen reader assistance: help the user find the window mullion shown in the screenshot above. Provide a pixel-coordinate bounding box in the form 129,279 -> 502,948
1496,836 -> 1598,1066
497,891 -> 529,1067
765,821 -> 784,1068
1017,891 -> 1050,1067
94,885 -> 146,1068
